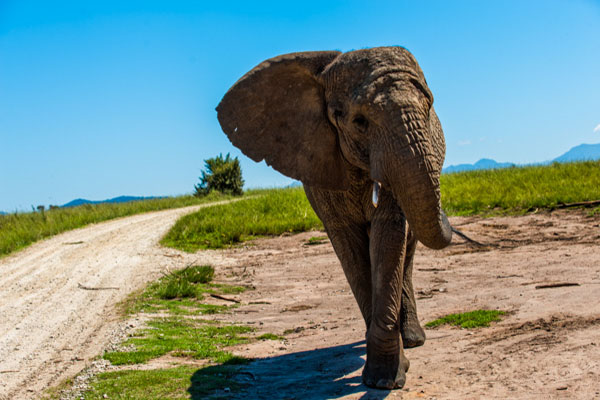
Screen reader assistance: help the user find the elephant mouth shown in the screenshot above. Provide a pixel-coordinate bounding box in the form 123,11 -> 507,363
372,181 -> 382,208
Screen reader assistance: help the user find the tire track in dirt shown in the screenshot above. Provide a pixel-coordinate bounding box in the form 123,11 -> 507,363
0,202 -> 235,400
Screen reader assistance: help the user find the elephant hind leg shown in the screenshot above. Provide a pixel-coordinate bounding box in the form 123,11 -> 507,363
400,230 -> 426,348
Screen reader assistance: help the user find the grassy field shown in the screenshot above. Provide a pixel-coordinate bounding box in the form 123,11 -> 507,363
0,192 -> 231,258
161,187 -> 323,251
441,161 -> 600,215
4,161 -> 600,258
163,161 -> 600,252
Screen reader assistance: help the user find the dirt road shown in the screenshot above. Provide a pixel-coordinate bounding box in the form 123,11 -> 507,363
0,204 -> 219,399
2,207 -> 600,399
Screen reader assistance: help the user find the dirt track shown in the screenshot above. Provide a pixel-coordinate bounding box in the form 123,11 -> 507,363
1,207 -> 600,399
0,204 -> 218,400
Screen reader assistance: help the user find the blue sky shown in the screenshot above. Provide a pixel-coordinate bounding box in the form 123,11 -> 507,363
1,0 -> 599,211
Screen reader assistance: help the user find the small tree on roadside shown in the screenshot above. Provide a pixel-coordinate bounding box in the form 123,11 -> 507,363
194,153 -> 244,197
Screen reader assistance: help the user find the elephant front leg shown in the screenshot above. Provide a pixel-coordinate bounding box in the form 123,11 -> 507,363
400,230 -> 426,348
362,209 -> 410,389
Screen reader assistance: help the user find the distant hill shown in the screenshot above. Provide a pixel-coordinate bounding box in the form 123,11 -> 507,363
552,143 -> 600,163
62,196 -> 164,208
0,211 -> 6,215
443,142 -> 600,174
443,158 -> 515,174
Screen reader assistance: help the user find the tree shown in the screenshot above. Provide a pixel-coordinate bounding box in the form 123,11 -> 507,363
194,153 -> 244,196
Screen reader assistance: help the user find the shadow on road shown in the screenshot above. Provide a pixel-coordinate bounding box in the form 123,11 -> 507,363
188,340 -> 392,399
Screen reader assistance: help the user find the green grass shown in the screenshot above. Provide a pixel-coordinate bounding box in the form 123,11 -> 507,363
257,333 -> 284,341
82,364 -> 244,400
305,236 -> 328,245
155,265 -> 216,300
74,264 -> 254,399
105,265 -> 251,366
441,161 -> 600,215
8,162 -> 599,260
123,265 -> 246,316
161,187 -> 322,251
103,317 -> 252,365
425,309 -> 506,329
162,162 -> 600,252
0,191 -> 232,258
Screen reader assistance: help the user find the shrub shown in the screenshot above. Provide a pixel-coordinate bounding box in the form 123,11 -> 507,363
195,153 -> 244,197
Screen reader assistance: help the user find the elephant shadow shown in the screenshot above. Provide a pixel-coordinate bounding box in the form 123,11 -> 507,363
188,340 -> 392,399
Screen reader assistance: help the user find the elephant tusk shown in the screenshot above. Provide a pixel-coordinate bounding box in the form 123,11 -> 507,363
372,181 -> 382,208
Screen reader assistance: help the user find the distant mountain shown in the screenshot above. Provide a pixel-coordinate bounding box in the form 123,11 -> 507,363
62,195 -> 164,208
443,158 -> 515,174
443,142 -> 600,174
552,143 -> 600,163
0,211 -> 6,215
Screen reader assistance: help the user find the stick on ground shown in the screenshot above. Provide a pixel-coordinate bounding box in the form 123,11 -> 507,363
535,282 -> 580,289
77,283 -> 120,291
210,293 -> 241,303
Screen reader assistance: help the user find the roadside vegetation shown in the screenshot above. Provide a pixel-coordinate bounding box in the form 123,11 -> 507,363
4,161 -> 599,259
161,187 -> 322,251
0,192 -> 230,259
164,161 -> 600,251
441,161 -> 600,215
64,265 -> 282,399
426,310 -> 506,329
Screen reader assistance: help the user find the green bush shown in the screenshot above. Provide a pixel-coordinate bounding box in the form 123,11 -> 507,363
195,153 -> 244,197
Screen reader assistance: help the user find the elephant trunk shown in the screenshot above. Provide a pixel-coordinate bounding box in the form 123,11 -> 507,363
371,116 -> 452,250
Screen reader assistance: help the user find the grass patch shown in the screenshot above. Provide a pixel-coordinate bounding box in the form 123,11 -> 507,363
56,263 -> 254,398
441,161 -> 600,215
83,364 -> 244,399
122,265 -> 245,316
161,187 -> 322,251
0,191 -> 232,258
105,264 -> 252,367
305,236 -> 328,245
103,317 -> 252,365
257,333 -> 284,341
155,265 -> 216,300
426,309 -> 506,329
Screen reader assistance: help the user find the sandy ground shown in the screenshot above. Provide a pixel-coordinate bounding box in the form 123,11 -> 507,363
198,209 -> 600,399
1,207 -> 600,399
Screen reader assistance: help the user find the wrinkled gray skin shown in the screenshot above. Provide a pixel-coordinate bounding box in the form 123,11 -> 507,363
216,47 -> 452,389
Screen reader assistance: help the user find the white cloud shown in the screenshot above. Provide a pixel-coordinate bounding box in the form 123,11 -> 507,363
458,140 -> 471,146
594,123 -> 600,133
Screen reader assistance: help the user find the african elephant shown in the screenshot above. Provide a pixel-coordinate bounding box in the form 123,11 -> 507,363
216,47 -> 452,389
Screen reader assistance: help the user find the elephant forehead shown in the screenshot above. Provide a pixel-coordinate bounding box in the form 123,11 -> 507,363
323,47 -> 428,103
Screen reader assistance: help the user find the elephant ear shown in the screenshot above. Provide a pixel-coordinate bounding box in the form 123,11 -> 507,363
216,51 -> 350,190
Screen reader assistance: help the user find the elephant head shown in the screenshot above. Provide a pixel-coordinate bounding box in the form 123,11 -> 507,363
217,47 -> 452,250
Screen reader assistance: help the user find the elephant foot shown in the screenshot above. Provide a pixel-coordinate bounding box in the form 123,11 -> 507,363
401,321 -> 426,348
362,326 -> 410,389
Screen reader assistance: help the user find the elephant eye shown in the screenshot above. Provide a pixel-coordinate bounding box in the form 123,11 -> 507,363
352,114 -> 369,133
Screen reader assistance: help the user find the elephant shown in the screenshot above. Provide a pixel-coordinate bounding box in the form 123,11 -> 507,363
216,46 -> 452,390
